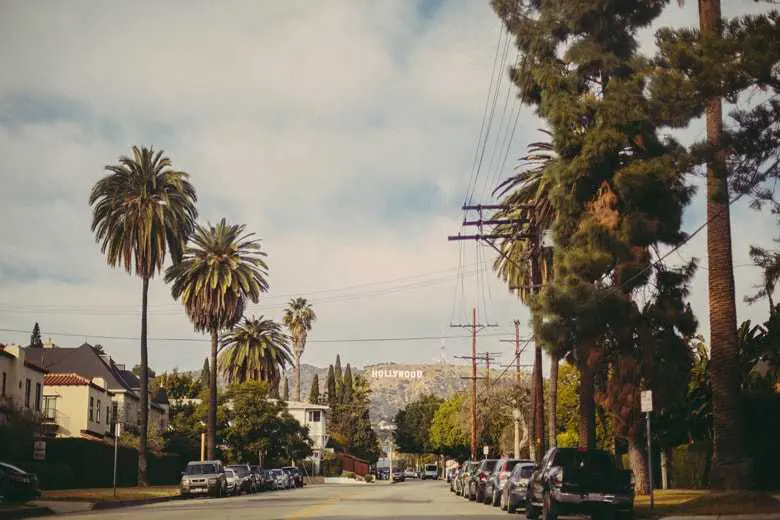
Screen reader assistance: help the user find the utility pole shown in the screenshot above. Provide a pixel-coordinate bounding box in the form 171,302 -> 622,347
452,307 -> 498,460
529,223 -> 546,461
477,352 -> 501,388
499,320 -> 525,383
449,203 -> 528,461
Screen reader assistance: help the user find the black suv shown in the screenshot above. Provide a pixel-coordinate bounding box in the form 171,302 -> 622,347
526,447 -> 634,520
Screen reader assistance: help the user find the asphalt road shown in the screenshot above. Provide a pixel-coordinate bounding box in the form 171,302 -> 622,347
59,480 -> 509,519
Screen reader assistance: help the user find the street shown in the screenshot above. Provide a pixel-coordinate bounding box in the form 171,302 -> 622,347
52,480 -> 506,519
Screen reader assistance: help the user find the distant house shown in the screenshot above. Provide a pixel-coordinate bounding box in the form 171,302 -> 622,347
0,344 -> 47,418
42,373 -> 113,440
24,342 -> 169,436
282,400 -> 330,474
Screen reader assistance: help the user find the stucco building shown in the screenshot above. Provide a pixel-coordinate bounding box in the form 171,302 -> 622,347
0,343 -> 47,418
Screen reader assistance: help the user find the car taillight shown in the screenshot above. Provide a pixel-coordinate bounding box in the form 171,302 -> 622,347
549,467 -> 564,486
479,472 -> 488,481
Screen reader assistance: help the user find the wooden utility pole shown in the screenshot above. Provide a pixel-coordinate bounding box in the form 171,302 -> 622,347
452,307 -> 498,460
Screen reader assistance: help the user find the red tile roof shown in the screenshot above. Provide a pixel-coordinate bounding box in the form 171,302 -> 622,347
44,373 -> 91,386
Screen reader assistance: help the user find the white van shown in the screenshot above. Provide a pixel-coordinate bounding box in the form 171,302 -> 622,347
422,463 -> 438,480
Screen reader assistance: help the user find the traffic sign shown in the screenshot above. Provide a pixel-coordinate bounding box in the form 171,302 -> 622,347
33,440 -> 46,461
640,390 -> 653,413
483,445 -> 489,456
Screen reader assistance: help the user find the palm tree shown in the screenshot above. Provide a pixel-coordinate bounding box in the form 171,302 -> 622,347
218,315 -> 292,387
89,146 -> 197,485
282,298 -> 317,401
492,131 -> 558,455
745,245 -> 780,317
165,219 -> 269,459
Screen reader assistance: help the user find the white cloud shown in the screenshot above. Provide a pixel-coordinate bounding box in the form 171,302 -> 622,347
0,0 -> 777,378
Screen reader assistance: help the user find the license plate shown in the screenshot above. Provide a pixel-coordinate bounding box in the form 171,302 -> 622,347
191,488 -> 207,493
586,493 -> 604,501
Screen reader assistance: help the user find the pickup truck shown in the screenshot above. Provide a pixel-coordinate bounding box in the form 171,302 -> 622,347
526,447 -> 634,520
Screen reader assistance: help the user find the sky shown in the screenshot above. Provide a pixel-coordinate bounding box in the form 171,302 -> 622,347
0,0 -> 777,376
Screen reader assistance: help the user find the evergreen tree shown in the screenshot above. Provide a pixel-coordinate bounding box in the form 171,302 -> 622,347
30,323 -> 43,348
334,355 -> 343,402
282,376 -> 289,401
309,373 -> 320,404
200,358 -> 210,390
342,364 -> 353,404
326,365 -> 336,405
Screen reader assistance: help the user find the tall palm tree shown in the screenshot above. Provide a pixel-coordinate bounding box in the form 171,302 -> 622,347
218,315 -> 292,387
89,146 -> 197,485
165,219 -> 269,459
282,298 -> 317,401
492,131 -> 558,455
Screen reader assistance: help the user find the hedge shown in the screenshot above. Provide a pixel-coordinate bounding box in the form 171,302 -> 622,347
12,438 -> 183,489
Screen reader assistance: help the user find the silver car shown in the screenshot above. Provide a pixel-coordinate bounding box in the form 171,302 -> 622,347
180,460 -> 227,498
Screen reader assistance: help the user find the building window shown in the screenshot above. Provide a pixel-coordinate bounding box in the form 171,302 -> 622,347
43,396 -> 57,421
1,372 -> 5,396
35,383 -> 42,411
89,397 -> 94,421
24,379 -> 31,408
308,410 -> 321,422
96,400 -> 102,423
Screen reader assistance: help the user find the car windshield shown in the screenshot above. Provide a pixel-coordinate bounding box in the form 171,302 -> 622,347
228,466 -> 249,477
514,465 -> 536,478
225,469 -> 235,477
554,449 -> 615,474
186,464 -> 218,475
482,460 -> 498,472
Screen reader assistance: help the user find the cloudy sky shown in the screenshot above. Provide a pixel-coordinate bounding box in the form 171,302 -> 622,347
0,1 -> 776,376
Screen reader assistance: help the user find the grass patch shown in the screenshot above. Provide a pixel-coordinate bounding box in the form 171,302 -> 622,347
40,486 -> 179,503
636,489 -> 780,518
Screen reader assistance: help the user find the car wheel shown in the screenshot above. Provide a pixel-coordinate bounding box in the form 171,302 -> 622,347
542,492 -> 558,520
500,489 -> 507,511
508,494 -> 518,514
492,489 -> 501,507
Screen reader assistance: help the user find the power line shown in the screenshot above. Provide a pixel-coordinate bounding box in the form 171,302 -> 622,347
0,327 -> 526,345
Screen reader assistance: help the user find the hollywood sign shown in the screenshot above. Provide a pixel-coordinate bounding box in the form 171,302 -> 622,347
370,369 -> 424,379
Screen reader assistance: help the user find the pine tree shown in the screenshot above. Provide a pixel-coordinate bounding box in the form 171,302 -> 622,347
343,364 -> 353,404
200,358 -> 210,390
309,373 -> 320,403
493,0 -> 696,489
30,323 -> 43,348
282,376 -> 289,401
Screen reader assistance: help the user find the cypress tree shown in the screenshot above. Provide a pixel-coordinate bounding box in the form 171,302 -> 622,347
326,365 -> 336,404
334,355 -> 343,402
200,358 -> 210,390
309,373 -> 320,403
343,364 -> 353,404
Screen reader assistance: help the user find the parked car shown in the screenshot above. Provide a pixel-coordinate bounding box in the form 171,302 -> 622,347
224,468 -> 240,496
501,462 -> 537,513
281,466 -> 304,488
392,467 -> 405,482
403,467 -> 419,479
226,464 -> 255,494
422,463 -> 438,480
455,461 -> 476,496
0,462 -> 40,503
526,447 -> 635,520
269,468 -> 290,490
376,467 -> 390,480
253,467 -> 275,491
484,458 -> 531,506
180,460 -> 227,498
467,459 -> 498,502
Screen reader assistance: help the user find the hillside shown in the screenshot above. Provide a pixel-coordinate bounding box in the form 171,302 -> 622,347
284,362 -> 477,422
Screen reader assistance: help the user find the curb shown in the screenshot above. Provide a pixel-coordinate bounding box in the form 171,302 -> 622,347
0,506 -> 56,520
91,495 -> 183,511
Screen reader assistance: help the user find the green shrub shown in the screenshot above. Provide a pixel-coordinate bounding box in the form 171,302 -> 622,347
670,442 -> 711,489
364,474 -> 375,483
341,471 -> 355,479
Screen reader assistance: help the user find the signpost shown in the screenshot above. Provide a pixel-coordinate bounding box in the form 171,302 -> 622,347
640,390 -> 654,510
113,422 -> 122,498
482,445 -> 489,459
33,439 -> 46,461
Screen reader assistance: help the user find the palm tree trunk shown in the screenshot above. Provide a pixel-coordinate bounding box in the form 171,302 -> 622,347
295,350 -> 302,402
699,0 -> 752,489
628,435 -> 650,495
533,343 -> 546,457
138,276 -> 149,486
578,347 -> 596,448
548,354 -> 558,449
208,329 -> 218,460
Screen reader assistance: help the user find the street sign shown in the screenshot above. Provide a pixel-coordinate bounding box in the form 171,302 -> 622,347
641,390 -> 653,413
483,445 -> 489,456
33,440 -> 46,461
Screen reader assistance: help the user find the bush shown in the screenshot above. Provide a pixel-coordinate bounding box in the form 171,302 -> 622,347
670,442 -> 711,489
363,474 -> 375,483
341,471 -> 355,479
